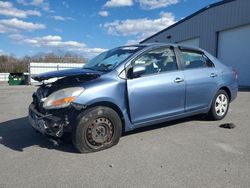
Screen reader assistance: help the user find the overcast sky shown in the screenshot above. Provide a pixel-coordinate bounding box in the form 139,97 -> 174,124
0,0 -> 219,58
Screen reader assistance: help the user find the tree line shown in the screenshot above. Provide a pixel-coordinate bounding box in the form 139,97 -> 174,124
0,53 -> 87,73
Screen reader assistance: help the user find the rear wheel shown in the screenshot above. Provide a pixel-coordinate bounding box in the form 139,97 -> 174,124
208,90 -> 229,120
72,106 -> 122,153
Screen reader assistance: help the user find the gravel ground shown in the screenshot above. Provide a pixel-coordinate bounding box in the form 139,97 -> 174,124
0,85 -> 249,188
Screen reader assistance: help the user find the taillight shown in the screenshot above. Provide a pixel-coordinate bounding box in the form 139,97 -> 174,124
232,68 -> 238,80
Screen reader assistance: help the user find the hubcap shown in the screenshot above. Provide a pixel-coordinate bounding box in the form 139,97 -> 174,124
215,94 -> 228,117
85,117 -> 114,149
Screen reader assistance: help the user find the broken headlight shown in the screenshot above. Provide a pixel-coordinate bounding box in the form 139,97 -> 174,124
43,87 -> 84,109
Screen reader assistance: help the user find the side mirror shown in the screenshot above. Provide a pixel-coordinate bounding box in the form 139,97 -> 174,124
133,65 -> 146,78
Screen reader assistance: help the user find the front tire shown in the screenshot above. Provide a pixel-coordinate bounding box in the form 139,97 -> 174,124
72,106 -> 122,153
208,90 -> 229,120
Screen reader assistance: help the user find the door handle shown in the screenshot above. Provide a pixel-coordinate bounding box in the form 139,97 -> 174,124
210,73 -> 217,78
174,77 -> 184,83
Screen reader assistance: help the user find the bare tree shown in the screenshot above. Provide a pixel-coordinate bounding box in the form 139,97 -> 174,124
0,52 -> 87,73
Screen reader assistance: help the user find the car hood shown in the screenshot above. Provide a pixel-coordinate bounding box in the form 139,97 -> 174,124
32,68 -> 102,81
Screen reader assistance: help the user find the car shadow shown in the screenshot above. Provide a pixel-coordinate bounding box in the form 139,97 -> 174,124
239,88 -> 250,92
0,115 -> 206,153
0,117 -> 78,153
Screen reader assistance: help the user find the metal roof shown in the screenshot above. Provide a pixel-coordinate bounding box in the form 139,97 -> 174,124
140,0 -> 236,43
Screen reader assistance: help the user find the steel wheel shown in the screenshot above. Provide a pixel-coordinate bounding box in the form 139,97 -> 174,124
72,106 -> 122,153
85,117 -> 114,149
215,93 -> 228,117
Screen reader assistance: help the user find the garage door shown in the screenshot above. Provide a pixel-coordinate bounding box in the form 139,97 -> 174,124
218,24 -> 250,87
177,37 -> 200,47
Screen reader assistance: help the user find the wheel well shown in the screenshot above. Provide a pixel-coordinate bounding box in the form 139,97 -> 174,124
220,87 -> 231,101
88,102 -> 125,132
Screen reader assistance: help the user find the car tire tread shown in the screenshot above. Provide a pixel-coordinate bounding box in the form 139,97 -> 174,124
72,106 -> 122,153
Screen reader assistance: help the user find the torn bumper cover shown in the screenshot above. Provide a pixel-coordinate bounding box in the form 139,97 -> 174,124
28,103 -> 66,137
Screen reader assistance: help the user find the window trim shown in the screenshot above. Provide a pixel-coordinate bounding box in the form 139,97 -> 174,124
177,48 -> 215,70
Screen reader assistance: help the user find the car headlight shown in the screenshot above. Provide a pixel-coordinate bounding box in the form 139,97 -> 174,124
43,87 -> 84,109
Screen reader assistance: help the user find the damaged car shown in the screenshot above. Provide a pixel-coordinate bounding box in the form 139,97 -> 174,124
29,43 -> 238,153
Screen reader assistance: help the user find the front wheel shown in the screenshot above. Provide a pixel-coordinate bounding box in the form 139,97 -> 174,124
208,90 -> 229,120
72,106 -> 122,153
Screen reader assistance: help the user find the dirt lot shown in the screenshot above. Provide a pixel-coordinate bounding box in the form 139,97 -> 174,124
0,85 -> 249,188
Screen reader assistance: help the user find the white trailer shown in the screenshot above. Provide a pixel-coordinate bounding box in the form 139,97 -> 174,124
0,73 -> 10,82
29,62 -> 84,84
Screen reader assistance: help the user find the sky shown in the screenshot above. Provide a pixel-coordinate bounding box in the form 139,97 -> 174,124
0,0 -> 220,58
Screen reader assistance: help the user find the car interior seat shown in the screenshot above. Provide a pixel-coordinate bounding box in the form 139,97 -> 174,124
185,60 -> 204,69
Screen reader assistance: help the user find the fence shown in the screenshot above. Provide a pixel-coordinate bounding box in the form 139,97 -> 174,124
29,62 -> 84,84
0,73 -> 9,82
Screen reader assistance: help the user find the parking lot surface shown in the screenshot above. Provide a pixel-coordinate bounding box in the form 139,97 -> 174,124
0,85 -> 249,188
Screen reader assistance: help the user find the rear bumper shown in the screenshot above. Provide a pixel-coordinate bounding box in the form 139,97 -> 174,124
229,82 -> 238,102
28,103 -> 65,137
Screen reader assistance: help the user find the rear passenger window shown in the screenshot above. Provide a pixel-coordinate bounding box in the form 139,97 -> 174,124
180,50 -> 214,69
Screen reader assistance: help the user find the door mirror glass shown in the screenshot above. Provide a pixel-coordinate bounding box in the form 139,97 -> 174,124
133,65 -> 146,78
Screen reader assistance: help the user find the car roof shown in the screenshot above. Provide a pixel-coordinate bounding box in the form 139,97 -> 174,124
114,42 -> 221,74
122,43 -> 205,52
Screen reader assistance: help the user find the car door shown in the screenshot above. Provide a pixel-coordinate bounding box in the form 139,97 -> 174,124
178,49 -> 218,112
126,47 -> 185,125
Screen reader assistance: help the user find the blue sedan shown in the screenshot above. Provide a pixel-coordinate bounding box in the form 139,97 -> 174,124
29,43 -> 238,153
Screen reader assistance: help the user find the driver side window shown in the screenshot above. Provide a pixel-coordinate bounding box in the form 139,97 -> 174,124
132,47 -> 178,77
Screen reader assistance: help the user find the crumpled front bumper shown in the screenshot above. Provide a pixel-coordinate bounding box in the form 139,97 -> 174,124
28,103 -> 65,137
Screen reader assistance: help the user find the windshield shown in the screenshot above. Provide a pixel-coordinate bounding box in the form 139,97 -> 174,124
83,46 -> 143,72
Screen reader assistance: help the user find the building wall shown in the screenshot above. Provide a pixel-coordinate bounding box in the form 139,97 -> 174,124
142,0 -> 250,56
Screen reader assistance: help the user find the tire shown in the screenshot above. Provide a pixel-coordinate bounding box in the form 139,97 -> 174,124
208,89 -> 229,120
72,106 -> 122,153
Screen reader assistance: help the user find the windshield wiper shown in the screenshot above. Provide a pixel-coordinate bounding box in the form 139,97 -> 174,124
83,67 -> 95,70
95,64 -> 113,71
83,64 -> 113,72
